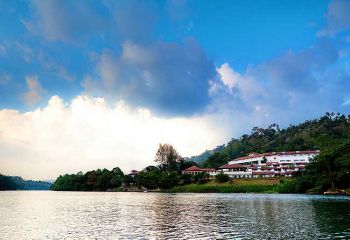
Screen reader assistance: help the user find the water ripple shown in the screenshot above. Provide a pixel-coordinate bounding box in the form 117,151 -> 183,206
0,192 -> 349,239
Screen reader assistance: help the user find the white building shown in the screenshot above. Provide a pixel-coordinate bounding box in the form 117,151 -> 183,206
229,150 -> 319,165
182,166 -> 217,177
218,164 -> 252,178
220,150 -> 320,178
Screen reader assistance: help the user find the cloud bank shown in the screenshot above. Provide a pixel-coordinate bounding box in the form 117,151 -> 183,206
83,40 -> 216,116
0,95 -> 227,180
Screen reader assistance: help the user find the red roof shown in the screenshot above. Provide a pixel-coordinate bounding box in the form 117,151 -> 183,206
183,166 -> 201,171
219,163 -> 247,169
183,166 -> 216,172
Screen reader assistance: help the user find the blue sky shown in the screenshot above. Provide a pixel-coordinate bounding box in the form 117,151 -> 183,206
0,0 -> 350,179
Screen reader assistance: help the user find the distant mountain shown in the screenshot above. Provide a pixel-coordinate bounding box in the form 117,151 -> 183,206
0,174 -> 52,190
188,144 -> 225,164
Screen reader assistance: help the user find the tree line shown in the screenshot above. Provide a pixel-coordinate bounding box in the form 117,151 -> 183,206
197,113 -> 350,192
51,144 -> 203,191
0,174 -> 52,190
51,113 -> 350,193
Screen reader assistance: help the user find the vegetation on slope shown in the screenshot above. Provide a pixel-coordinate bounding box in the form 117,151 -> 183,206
197,113 -> 350,193
0,174 -> 51,190
51,113 -> 350,193
198,113 -> 350,167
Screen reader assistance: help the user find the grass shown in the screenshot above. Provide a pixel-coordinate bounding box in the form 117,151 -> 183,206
167,178 -> 279,193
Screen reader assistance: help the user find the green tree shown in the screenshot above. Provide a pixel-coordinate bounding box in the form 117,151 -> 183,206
202,152 -> 229,169
138,166 -> 161,189
215,173 -> 230,183
194,172 -> 210,184
158,172 -> 180,189
180,174 -> 194,185
0,174 -> 21,190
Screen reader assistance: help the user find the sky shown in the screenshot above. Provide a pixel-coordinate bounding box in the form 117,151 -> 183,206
0,0 -> 350,180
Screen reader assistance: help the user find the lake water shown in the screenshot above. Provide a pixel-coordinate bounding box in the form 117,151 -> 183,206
0,192 -> 349,239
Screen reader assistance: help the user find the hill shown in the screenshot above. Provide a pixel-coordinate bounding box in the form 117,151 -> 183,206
189,113 -> 350,193
188,144 -> 225,163
189,113 -> 350,168
0,174 -> 52,190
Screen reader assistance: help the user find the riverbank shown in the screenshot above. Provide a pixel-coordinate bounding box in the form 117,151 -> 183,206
167,178 -> 279,193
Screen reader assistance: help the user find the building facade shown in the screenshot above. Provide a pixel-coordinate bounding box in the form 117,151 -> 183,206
182,166 -> 217,177
219,150 -> 320,178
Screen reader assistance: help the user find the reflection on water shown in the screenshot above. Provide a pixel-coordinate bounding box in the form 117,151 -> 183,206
0,191 -> 349,239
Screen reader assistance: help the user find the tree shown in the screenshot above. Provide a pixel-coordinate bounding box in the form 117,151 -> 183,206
0,174 -> 20,190
194,172 -> 210,184
215,173 -> 230,183
202,152 -> 229,169
180,174 -> 194,185
178,160 -> 198,174
155,143 -> 182,171
110,167 -> 124,189
296,141 -> 350,192
158,172 -> 180,189
138,170 -> 160,189
123,175 -> 134,187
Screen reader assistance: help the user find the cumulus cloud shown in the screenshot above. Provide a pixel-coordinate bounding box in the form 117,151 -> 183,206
22,76 -> 45,105
212,39 -> 348,127
318,0 -> 350,37
83,40 -> 216,115
0,95 -> 228,180
252,40 -> 339,91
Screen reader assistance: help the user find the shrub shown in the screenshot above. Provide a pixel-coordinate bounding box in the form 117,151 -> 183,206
215,173 -> 230,183
194,172 -> 210,184
180,174 -> 193,185
275,179 -> 298,193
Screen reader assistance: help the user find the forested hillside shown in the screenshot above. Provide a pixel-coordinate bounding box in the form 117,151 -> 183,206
197,113 -> 350,192
195,113 -> 350,166
50,113 -> 350,193
0,174 -> 52,190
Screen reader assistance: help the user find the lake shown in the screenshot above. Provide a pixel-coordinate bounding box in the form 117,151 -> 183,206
0,192 -> 349,239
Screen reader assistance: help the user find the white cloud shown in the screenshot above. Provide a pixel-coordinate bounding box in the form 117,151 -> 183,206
0,95 -> 228,180
22,75 -> 45,105
217,63 -> 264,104
217,63 -> 241,89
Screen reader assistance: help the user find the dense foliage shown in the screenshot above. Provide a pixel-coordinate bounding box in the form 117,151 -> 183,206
138,167 -> 180,189
202,152 -> 229,169
50,114 -> 350,193
0,174 -> 51,190
197,113 -> 350,167
215,173 -> 230,183
198,113 -> 350,192
0,174 -> 21,190
295,141 -> 350,193
51,167 -> 124,191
